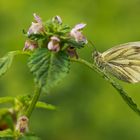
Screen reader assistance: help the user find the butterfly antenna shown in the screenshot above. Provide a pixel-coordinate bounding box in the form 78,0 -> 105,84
88,40 -> 97,52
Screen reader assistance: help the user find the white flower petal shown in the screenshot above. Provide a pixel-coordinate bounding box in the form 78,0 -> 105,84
73,23 -> 86,31
27,22 -> 44,35
33,13 -> 42,23
51,36 -> 60,42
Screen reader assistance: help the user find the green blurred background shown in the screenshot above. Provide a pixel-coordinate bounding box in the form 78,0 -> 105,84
1,0 -> 140,140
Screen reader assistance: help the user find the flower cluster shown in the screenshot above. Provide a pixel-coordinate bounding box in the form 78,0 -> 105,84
23,13 -> 87,57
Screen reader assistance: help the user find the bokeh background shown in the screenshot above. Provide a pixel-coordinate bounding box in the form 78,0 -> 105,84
1,0 -> 140,140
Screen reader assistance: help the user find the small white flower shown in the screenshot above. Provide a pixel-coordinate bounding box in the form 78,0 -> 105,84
48,36 -> 60,52
23,40 -> 38,51
70,23 -> 87,44
27,13 -> 44,35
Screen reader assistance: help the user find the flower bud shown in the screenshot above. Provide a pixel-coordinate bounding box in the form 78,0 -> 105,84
70,23 -> 87,44
33,13 -> 42,23
23,40 -> 38,51
52,15 -> 62,24
16,116 -> 29,133
27,13 -> 44,35
48,36 -> 60,52
67,47 -> 78,58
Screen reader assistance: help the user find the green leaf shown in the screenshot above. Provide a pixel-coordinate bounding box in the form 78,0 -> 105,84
0,129 -> 14,138
28,48 -> 70,92
0,51 -> 18,77
18,133 -> 41,140
36,101 -> 56,110
111,81 -> 140,116
0,108 -> 10,116
0,97 -> 14,104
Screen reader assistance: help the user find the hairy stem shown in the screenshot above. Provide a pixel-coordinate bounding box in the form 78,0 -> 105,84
25,85 -> 41,118
70,58 -> 140,116
15,50 -> 31,56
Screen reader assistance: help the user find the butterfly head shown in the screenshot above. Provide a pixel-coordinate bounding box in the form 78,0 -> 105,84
92,51 -> 105,68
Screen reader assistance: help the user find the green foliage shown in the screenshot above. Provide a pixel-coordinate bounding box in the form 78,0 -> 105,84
18,132 -> 41,140
0,51 -> 18,77
111,81 -> 140,115
0,130 -> 41,140
36,101 -> 56,110
45,20 -> 71,36
0,129 -> 14,138
0,97 -> 14,104
19,136 -> 41,140
1,10 -> 140,140
0,108 -> 10,116
28,48 -> 70,92
64,38 -> 86,49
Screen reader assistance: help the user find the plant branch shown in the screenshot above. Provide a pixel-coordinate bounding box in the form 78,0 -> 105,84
14,50 -> 31,56
70,57 -> 140,116
25,85 -> 42,118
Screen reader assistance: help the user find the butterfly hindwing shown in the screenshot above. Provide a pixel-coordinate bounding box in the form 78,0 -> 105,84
106,63 -> 140,83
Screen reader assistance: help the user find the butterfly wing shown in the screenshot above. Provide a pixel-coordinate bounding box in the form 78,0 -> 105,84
101,42 -> 140,83
102,42 -> 140,61
105,63 -> 140,83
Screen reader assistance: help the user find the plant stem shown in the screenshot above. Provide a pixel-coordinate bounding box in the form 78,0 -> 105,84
70,58 -> 140,116
25,85 -> 41,118
15,50 -> 31,56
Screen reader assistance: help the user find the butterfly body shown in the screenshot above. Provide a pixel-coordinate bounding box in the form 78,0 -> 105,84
93,42 -> 140,83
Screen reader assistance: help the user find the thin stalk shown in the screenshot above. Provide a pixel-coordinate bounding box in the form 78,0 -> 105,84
25,86 -> 41,118
70,58 -> 140,116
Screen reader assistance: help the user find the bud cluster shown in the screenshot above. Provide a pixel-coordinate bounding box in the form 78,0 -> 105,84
23,13 -> 87,57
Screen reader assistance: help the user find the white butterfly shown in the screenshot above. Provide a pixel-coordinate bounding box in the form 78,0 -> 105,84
93,42 -> 140,83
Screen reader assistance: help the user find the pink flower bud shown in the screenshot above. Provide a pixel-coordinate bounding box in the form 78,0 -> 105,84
27,13 -> 44,35
23,40 -> 38,51
16,116 -> 29,133
48,36 -> 60,52
70,23 -> 87,44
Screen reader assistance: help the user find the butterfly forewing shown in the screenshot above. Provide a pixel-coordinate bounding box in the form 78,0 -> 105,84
102,42 -> 140,61
97,41 -> 140,83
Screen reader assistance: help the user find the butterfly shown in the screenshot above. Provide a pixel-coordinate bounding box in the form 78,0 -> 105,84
93,42 -> 140,83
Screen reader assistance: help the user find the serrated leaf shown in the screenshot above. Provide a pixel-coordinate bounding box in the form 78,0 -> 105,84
0,51 -> 18,77
36,101 -> 56,110
28,48 -> 70,92
111,81 -> 140,116
0,129 -> 14,138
